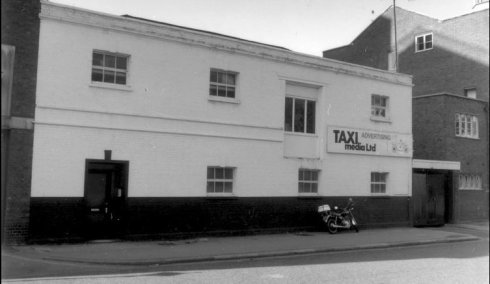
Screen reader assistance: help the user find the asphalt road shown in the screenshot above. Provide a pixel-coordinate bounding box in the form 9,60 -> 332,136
2,225 -> 488,283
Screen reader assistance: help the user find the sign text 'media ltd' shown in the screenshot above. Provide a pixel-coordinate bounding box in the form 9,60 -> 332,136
327,126 -> 412,157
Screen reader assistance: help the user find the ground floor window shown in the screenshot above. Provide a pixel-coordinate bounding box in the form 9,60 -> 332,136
207,166 -> 234,193
298,169 -> 319,193
459,174 -> 482,190
371,172 -> 387,194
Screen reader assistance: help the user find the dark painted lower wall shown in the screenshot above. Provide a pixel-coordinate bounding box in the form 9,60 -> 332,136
458,190 -> 489,222
29,196 -> 411,243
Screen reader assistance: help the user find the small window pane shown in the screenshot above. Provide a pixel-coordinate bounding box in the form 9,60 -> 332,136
93,53 -> 104,66
116,56 -> 127,70
115,72 -> 126,85
218,72 -> 226,84
91,68 -> 103,82
210,71 -> 217,83
224,182 -> 233,193
207,182 -> 214,193
226,87 -> 235,98
103,70 -> 115,83
285,97 -> 293,132
425,34 -> 432,42
105,55 -> 116,68
294,99 -> 305,133
215,182 -> 224,193
299,170 -> 304,181
311,183 -> 318,193
306,100 -> 315,134
215,168 -> 224,179
416,36 -> 424,44
418,43 -> 424,51
227,73 -> 235,85
298,183 -> 304,193
207,167 -> 214,179
304,170 -> 311,181
426,42 -> 432,49
225,168 -> 233,179
217,86 -> 226,97
209,85 -> 217,96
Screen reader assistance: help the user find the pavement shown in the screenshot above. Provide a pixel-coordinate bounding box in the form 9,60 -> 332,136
2,223 -> 487,267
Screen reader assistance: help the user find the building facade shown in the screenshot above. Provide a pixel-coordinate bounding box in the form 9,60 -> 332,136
28,1 -> 413,242
1,0 -> 40,244
323,6 -> 489,224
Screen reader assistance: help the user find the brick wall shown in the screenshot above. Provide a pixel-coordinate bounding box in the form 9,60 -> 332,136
414,95 -> 489,221
1,0 -> 40,244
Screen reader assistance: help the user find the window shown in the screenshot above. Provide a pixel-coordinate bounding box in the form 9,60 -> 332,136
415,33 -> 433,52
455,113 -> 479,138
91,51 -> 128,85
209,69 -> 237,98
459,174 -> 482,190
371,172 -> 387,194
207,167 -> 234,193
464,88 -> 477,99
298,169 -> 319,193
284,97 -> 316,134
371,94 -> 389,119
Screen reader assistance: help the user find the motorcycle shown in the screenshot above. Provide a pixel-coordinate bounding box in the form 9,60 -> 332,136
318,198 -> 359,234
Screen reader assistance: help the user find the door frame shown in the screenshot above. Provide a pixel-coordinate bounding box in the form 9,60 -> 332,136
83,159 -> 129,238
412,169 -> 454,226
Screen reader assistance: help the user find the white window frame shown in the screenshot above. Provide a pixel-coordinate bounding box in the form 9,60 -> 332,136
415,32 -> 433,52
284,96 -> 316,134
209,69 -> 239,103
371,172 -> 388,194
91,50 -> 129,86
298,169 -> 320,195
459,174 -> 482,190
206,166 -> 235,196
370,94 -> 390,122
455,113 -> 479,139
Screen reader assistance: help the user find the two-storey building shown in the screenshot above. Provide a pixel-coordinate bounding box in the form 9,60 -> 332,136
29,1 -> 414,241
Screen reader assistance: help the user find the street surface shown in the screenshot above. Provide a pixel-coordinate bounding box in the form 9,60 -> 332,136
2,225 -> 488,283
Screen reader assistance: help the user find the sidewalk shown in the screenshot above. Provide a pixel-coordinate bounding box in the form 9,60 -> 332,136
2,226 -> 483,266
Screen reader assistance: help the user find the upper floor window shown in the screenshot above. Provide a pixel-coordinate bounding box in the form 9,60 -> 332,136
415,33 -> 433,52
464,88 -> 477,99
298,169 -> 319,194
209,69 -> 237,98
371,172 -> 387,194
455,113 -> 479,139
91,51 -> 128,85
371,94 -> 389,120
285,97 -> 316,134
207,166 -> 234,194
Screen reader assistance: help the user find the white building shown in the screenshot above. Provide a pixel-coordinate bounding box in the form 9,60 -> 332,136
30,1 -> 413,241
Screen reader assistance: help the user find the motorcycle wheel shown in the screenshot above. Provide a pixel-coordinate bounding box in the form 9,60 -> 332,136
326,219 -> 338,234
351,217 -> 359,233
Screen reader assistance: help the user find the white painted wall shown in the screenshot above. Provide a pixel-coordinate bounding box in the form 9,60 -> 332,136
32,2 -> 413,198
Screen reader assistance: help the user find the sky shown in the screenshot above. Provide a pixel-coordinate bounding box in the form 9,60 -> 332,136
50,0 -> 488,56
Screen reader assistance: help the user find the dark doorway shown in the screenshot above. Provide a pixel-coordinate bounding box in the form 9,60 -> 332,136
84,160 -> 128,239
413,170 -> 451,226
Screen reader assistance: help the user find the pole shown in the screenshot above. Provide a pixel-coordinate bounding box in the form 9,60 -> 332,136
393,0 -> 398,72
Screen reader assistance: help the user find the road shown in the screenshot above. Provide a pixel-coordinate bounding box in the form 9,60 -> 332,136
2,225 -> 488,283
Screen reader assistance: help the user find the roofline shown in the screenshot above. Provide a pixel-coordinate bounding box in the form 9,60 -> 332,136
442,8 -> 489,22
413,92 -> 489,103
121,15 -> 290,51
40,0 -> 412,86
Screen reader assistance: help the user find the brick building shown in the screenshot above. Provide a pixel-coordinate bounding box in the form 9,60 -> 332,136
1,0 -> 40,244
323,6 -> 489,224
27,1 -> 413,242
